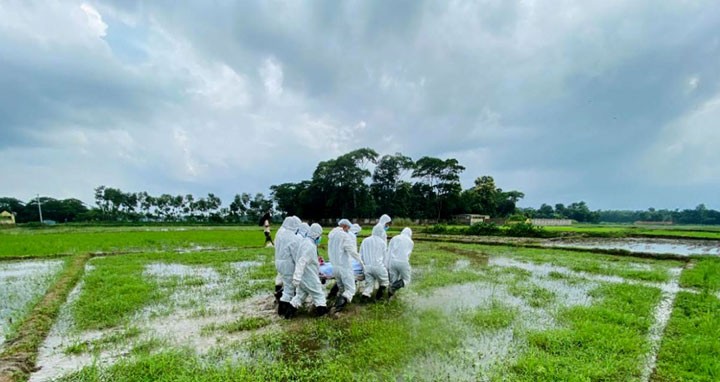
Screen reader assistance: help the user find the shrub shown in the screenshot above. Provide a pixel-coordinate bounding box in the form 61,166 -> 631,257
424,224 -> 448,234
466,222 -> 501,236
505,222 -> 547,238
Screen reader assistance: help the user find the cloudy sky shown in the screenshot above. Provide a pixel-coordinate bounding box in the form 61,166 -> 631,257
1,0 -> 719,210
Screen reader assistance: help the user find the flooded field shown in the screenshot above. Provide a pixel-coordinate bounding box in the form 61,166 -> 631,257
0,259 -> 64,350
548,237 -> 720,256
1,227 -> 718,382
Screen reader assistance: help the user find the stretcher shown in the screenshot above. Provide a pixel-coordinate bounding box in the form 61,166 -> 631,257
318,259 -> 365,282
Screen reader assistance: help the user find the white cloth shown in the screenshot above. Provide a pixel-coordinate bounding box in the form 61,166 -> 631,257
275,217 -> 301,302
290,236 -> 326,308
387,227 -> 413,285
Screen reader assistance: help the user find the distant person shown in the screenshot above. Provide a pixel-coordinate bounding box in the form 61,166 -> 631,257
360,224 -> 390,302
260,212 -> 274,247
386,227 -> 413,297
286,223 -> 328,318
328,219 -> 364,311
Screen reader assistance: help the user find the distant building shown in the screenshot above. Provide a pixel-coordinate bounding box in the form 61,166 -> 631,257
0,211 -> 16,225
530,218 -> 573,226
453,214 -> 490,225
634,221 -> 673,225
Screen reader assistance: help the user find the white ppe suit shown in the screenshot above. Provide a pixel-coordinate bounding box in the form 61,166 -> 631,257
360,224 -> 390,297
387,227 -> 413,286
290,224 -> 326,309
274,216 -> 301,303
328,225 -> 364,301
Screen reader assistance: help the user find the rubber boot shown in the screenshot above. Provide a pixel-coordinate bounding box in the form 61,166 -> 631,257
278,301 -> 287,317
315,306 -> 329,317
334,296 -> 348,311
391,279 -> 405,291
274,285 -> 283,302
360,295 -> 371,304
328,283 -> 339,299
375,286 -> 387,300
284,304 -> 298,319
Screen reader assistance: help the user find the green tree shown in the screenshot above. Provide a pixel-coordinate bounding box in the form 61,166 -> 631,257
412,157 -> 465,220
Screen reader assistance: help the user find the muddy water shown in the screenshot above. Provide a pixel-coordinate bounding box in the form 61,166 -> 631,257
548,237 -> 720,256
30,260 -> 278,382
0,259 -> 64,350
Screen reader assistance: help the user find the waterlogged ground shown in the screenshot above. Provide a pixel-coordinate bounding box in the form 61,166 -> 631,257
548,237 -> 720,256
0,259 -> 65,350
11,239 -> 713,382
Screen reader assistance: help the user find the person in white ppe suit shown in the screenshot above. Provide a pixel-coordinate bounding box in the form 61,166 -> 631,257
274,216 -> 302,316
360,224 -> 390,302
285,223 -> 328,318
386,227 -> 413,297
375,214 -> 392,243
328,219 -> 364,311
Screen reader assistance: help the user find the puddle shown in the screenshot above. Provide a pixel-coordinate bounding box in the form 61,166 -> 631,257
548,238 -> 720,256
31,261 -> 277,381
0,259 -> 64,350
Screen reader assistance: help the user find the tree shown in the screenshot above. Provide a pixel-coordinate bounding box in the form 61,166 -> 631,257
412,157 -> 465,220
371,153 -> 414,217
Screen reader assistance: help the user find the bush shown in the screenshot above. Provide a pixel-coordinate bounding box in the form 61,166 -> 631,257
424,224 -> 448,234
466,222 -> 501,236
505,222 -> 548,238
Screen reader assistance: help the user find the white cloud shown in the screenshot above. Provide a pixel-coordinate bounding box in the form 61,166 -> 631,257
259,57 -> 284,98
80,3 -> 107,38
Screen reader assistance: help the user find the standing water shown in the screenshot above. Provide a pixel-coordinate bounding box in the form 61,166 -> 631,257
548,238 -> 720,256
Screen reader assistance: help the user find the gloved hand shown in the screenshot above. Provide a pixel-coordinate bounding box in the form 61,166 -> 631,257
292,279 -> 300,288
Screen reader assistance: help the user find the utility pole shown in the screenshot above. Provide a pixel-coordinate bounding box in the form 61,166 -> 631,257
37,194 -> 43,223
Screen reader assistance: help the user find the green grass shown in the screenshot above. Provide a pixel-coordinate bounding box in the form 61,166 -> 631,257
202,316 -> 271,334
59,301 -> 464,382
502,283 -> 662,381
543,225 -> 720,240
652,292 -> 720,382
72,249 -> 272,330
465,301 -> 517,330
0,228 -> 265,258
680,257 -> 720,291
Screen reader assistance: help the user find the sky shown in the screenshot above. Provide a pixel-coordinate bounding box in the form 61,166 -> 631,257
1,0 -> 719,210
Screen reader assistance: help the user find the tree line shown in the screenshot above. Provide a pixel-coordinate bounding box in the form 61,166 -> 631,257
1,148 -> 718,225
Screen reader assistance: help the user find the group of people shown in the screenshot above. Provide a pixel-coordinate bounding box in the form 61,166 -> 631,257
273,214 -> 414,318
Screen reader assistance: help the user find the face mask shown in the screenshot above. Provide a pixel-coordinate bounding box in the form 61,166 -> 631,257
315,237 -> 322,245
384,226 -> 390,231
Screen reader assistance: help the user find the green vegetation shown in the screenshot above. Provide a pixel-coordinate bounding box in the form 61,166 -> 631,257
2,226 -> 717,381
651,292 -> 720,382
0,228 -> 263,258
202,317 -> 271,335
465,301 -> 517,330
72,249 -> 272,330
504,283 -> 662,381
680,257 -> 720,291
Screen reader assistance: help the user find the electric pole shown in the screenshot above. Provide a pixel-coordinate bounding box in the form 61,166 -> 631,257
37,194 -> 43,223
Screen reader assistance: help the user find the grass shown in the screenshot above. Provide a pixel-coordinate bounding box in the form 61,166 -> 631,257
4,227 -> 717,381
651,292 -> 720,382
502,283 -> 662,381
201,316 -> 271,335
72,248 -> 272,330
465,301 -> 517,330
0,228 -> 265,258
59,301 -> 464,382
680,257 -> 720,291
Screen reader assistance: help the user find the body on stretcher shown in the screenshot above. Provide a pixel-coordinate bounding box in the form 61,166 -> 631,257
318,259 -> 365,281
